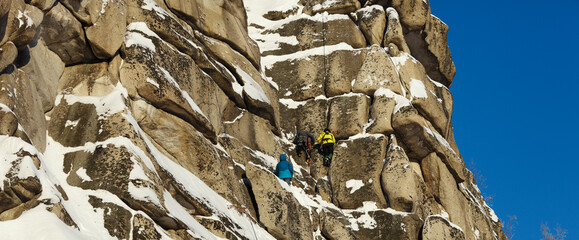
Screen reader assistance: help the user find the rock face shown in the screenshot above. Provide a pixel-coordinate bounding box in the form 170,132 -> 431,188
0,0 -> 506,239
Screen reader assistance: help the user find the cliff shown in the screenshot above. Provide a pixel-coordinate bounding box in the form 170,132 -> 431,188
0,0 -> 507,239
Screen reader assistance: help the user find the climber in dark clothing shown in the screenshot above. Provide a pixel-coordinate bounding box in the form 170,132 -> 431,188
292,130 -> 315,162
274,154 -> 293,185
317,128 -> 335,167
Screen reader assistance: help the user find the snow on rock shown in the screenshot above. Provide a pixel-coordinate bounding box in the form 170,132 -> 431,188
75,168 -> 92,182
409,79 -> 428,99
0,204 -> 86,239
124,31 -> 156,52
424,126 -> 456,155
0,136 -> 40,191
393,93 -> 412,113
375,87 -> 396,98
345,179 -> 364,194
344,202 -> 379,231
279,98 -> 307,109
234,64 -> 271,105
262,42 -> 354,71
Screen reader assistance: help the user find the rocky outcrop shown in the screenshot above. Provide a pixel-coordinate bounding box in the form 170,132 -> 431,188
328,94 -> 371,139
422,215 -> 466,240
40,3 -> 96,65
330,134 -> 388,209
0,0 -> 506,239
303,0 -> 361,15
246,163 -> 313,240
352,45 -> 401,96
354,5 -> 386,46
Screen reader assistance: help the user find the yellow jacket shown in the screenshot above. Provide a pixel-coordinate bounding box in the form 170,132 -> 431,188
317,131 -> 335,145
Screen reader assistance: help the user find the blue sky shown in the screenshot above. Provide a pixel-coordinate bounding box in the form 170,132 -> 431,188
430,0 -> 579,239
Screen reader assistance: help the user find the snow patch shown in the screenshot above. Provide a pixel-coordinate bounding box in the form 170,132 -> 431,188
17,10 -> 34,29
279,98 -> 307,109
409,79 -> 428,99
262,43 -> 354,71
146,77 -> 160,88
65,119 -> 80,128
234,65 -> 271,104
75,168 -> 91,182
346,179 -> 364,194
393,94 -> 411,113
374,88 -> 396,98
127,22 -> 160,39
424,126 -> 456,155
0,136 -> 39,191
125,31 -> 156,52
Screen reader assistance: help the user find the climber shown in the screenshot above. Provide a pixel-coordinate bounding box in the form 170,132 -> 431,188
274,154 -> 293,185
317,128 -> 335,167
292,130 -> 315,162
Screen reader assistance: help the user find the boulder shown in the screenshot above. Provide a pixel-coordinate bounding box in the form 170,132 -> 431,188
131,100 -> 247,207
315,178 -> 334,204
392,49 -> 454,136
57,62 -> 117,97
4,2 -> 42,48
269,48 -> 366,100
125,0 -> 228,81
0,194 -> 40,221
389,0 -> 430,31
422,154 -> 489,240
28,0 -> 56,11
328,93 -> 371,139
366,88 -> 396,135
279,97 -> 329,139
354,5 -> 386,46
164,0 -> 260,67
40,3 -> 96,65
246,163 -> 313,240
352,45 -> 402,96
20,38 -> 65,112
0,106 -> 18,136
303,0 -> 361,15
384,8 -> 410,53
120,27 -> 217,143
56,0 -> 93,24
132,213 -> 163,240
265,54 -> 325,101
422,215 -> 465,240
348,206 -> 423,240
424,14 -> 456,86
381,135 -> 419,212
391,103 -> 466,182
0,136 -> 42,216
223,109 -> 282,156
320,209 -> 358,240
330,134 -> 388,209
88,196 -> 133,239
199,33 -> 280,130
0,68 -> 46,151
63,143 -> 184,231
261,14 -> 366,56
0,41 -> 17,72
46,83 -> 136,148
326,48 -> 367,97
0,0 -> 20,47
0,0 -> 10,19
85,0 -> 127,59
407,77 -> 450,136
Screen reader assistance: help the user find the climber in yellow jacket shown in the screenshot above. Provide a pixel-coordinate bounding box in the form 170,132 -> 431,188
316,128 -> 335,167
